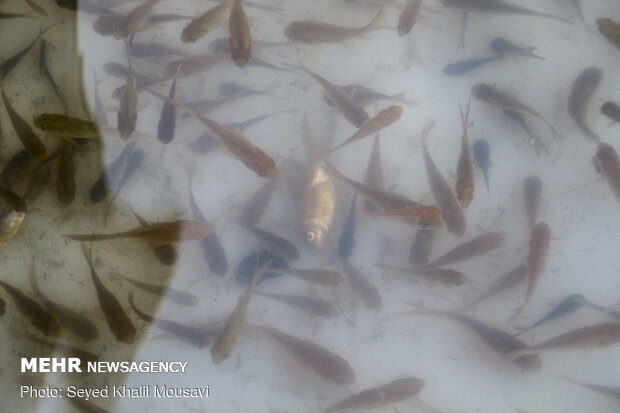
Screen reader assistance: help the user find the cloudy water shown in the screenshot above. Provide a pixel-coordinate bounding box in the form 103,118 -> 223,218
1,0 -> 620,412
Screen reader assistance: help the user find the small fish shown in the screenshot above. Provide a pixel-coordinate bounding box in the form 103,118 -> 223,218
595,143 -> 620,203
131,41 -> 195,58
24,0 -> 48,18
0,26 -> 52,78
559,376 -> 620,401
295,64 -> 369,128
0,187 -> 27,250
376,263 -> 466,286
29,261 -> 99,341
0,12 -> 35,19
104,62 -> 153,83
472,83 -> 562,140
114,0 -> 160,40
597,18 -> 620,50
56,141 -> 76,205
211,260 -> 271,364
473,140 -> 491,195
1,86 -> 47,161
65,220 -> 210,246
285,5 -> 387,44
256,291 -> 337,318
89,141 -> 136,204
236,250 -> 287,285
39,40 -> 68,113
115,273 -> 198,307
338,193 -> 357,259
489,37 -> 544,59
240,178 -> 277,227
1,150 -> 34,190
398,0 -> 422,36
363,136 -> 384,212
461,265 -> 527,310
337,84 -> 416,107
157,76 -> 179,144
514,294 -> 586,336
508,322 -> 620,359
568,67 -> 603,142
409,229 -> 436,267
129,292 -> 216,348
335,249 -> 383,310
403,302 -> 541,371
147,88 -> 277,178
0,279 -> 60,336
267,267 -> 342,287
443,56 -> 501,76
248,324 -> 356,385
329,105 -> 403,154
455,100 -> 474,208
601,101 -> 620,124
181,0 -> 231,43
188,176 -> 229,277
23,165 -> 49,205
34,114 -> 100,139
523,176 -> 542,231
228,0 -> 252,67
511,222 -> 551,321
218,81 -> 279,99
299,161 -> 335,249
245,226 -> 299,260
422,121 -> 466,237
208,36 -> 287,53
439,0 -> 569,23
323,377 -> 425,413
423,232 -> 505,269
117,42 -> 138,140
125,204 -> 177,265
81,242 -> 136,344
503,110 -> 549,156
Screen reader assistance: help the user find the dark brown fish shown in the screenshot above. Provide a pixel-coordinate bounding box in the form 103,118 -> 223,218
461,265 -> 527,310
268,267 -> 343,287
23,165 -> 49,205
57,141 -> 75,205
1,150 -> 34,190
601,102 -> 620,124
596,143 -> 620,203
89,141 -> 136,203
422,121 -> 466,237
0,188 -> 27,249
65,220 -> 210,246
489,37 -> 544,59
523,176 -> 542,230
323,377 -> 425,413
246,226 -> 299,260
162,53 -> 229,78
455,99 -> 474,209
285,6 -> 387,44
423,232 -> 505,269
335,249 -> 382,311
363,136 -> 384,213
122,203 -> 177,265
0,279 -> 60,336
39,39 -> 68,113
249,324 -> 356,385
403,302 -> 541,371
0,26 -> 51,79
568,67 -> 602,142
181,0 -> 231,43
409,229 -> 436,267
34,114 -> 100,139
81,242 -> 136,344
29,261 -> 99,341
157,76 -> 178,144
129,292 -> 216,348
256,291 -> 337,318
229,0 -> 252,67
114,0 -> 160,40
1,86 -> 47,161
376,263 -> 466,286
398,0 -> 422,36
597,18 -> 620,50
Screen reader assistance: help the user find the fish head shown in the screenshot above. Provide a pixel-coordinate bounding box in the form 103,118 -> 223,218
304,227 -> 326,249
513,354 -> 542,372
596,18 -> 614,34
471,84 -> 491,101
284,23 -> 298,41
596,143 -> 619,172
33,115 -> 49,131
247,155 -> 278,178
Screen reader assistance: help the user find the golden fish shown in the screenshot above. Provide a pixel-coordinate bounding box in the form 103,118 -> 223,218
181,0 -> 231,43
398,0 -> 422,36
34,114 -> 100,139
255,291 -> 338,318
455,100 -> 474,209
597,18 -> 620,50
423,232 -> 505,269
299,161 -> 335,249
81,242 -> 136,344
229,0 -> 252,67
523,176 -> 542,231
568,67 -> 602,142
211,260 -> 270,364
595,143 -> 620,203
0,279 -> 60,336
0,187 -> 27,249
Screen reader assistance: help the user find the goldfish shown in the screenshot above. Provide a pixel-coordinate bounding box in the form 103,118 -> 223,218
514,294 -> 586,336
255,291 -> 338,318
338,194 -> 357,258
523,176 -> 542,231
211,260 -> 271,364
376,263 -> 467,286
181,0 -> 231,43
268,267 -> 343,287
597,18 -> 620,50
34,114 -> 100,139
422,121 -> 466,237
455,100 -> 474,208
363,136 -> 384,212
595,143 -> 620,202
601,102 -> 620,124
489,37 -> 544,59
568,67 -> 602,142
64,220 -> 210,246
409,229 -> 436,267
285,5 -> 387,44
299,161 -> 335,249
398,0 -> 422,36
423,232 -> 504,269
228,0 -> 252,67
0,279 -> 60,336
1,86 -> 47,160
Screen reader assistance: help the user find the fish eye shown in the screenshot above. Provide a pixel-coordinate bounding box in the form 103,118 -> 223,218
306,232 -> 315,242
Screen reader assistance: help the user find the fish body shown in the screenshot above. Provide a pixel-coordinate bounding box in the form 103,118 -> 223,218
246,226 -> 299,260
338,194 -> 357,259
218,82 -> 276,99
157,77 -> 178,144
330,105 -> 402,154
336,250 -> 382,310
489,37 -> 544,59
117,43 -> 138,140
65,220 -> 210,246
473,140 -> 490,195
256,291 -> 337,318
601,102 -> 620,123
114,0 -> 160,40
455,100 -> 474,208
596,143 -> 620,202
181,0 -> 231,43
1,88 -> 47,160
463,265 -> 527,309
34,114 -> 99,139
503,110 -> 549,156
162,54 -> 229,78
363,136 -> 384,212
0,189 -> 27,249
338,84 -> 416,107
409,229 -> 435,267
568,67 -> 603,142
229,0 -> 252,67
285,6 -> 386,44
560,376 -> 620,401
299,161 -> 335,249
439,0 -> 568,22
269,267 -> 342,287
251,324 -> 356,385
398,0 -> 422,36
443,56 -> 500,76
424,232 -> 504,269
597,18 -> 620,50
1,150 -> 34,190
422,122 -> 466,237
39,40 -> 68,113
89,141 -> 136,204
323,377 -> 425,412
0,280 -> 60,336
376,263 -> 466,286
523,176 -> 542,230
81,243 -> 136,344
514,294 -> 585,335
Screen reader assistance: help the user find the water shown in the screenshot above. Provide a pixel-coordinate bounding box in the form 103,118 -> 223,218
1,0 -> 620,412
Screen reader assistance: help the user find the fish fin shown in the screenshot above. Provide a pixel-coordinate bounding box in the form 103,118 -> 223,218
390,92 -> 417,106
364,4 -> 388,33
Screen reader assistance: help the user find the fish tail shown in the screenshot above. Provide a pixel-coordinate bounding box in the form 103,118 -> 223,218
365,5 -> 387,32
390,93 -> 417,106
523,47 -> 546,60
